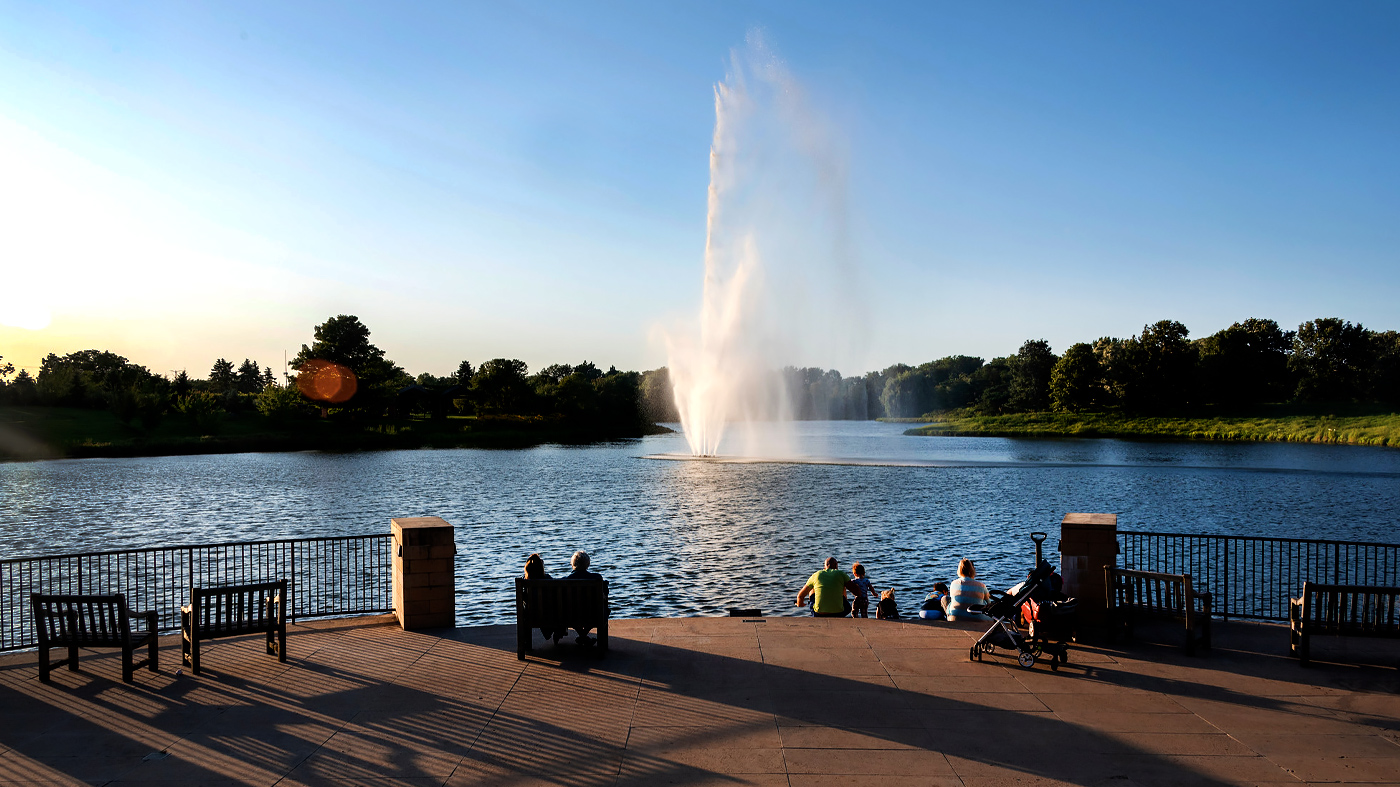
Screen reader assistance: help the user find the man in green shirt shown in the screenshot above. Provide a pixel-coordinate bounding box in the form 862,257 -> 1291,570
796,557 -> 860,617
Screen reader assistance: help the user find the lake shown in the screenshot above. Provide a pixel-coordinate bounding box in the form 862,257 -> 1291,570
2,421 -> 1398,624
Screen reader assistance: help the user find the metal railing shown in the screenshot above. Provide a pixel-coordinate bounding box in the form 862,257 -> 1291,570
0,534 -> 392,651
1118,531 -> 1400,621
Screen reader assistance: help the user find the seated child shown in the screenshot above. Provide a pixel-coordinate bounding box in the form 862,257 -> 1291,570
918,582 -> 949,620
876,589 -> 901,620
850,562 -> 877,618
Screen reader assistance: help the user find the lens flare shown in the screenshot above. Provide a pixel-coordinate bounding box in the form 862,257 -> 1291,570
296,360 -> 357,404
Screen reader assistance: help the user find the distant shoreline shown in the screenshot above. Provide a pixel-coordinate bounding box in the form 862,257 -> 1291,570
0,406 -> 672,462
892,411 -> 1399,448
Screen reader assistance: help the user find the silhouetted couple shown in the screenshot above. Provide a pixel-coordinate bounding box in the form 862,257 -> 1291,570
522,550 -> 604,646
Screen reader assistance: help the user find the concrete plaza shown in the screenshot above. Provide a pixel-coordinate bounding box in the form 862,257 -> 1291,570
0,614 -> 1397,786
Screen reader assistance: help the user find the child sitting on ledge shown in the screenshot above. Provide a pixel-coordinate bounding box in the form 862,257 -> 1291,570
919,582 -> 949,620
876,588 -> 901,620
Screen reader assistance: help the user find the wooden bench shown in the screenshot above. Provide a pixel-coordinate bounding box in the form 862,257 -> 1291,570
31,593 -> 158,683
1290,582 -> 1400,667
1105,567 -> 1213,655
181,580 -> 287,674
515,578 -> 609,660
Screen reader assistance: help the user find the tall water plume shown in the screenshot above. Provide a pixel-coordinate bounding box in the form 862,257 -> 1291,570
665,36 -> 864,457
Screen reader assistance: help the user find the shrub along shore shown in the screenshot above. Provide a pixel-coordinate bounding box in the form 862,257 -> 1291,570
0,406 -> 671,462
895,409 -> 1400,447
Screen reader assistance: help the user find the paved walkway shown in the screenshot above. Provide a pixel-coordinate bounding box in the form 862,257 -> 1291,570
0,615 -> 1397,786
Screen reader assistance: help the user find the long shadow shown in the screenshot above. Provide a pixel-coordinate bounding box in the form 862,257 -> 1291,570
0,615 -> 1390,786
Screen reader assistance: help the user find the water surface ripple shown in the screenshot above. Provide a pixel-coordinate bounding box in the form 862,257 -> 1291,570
3,422 -> 1397,624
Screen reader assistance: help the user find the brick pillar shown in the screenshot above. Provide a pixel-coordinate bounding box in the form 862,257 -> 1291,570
1059,512 -> 1118,629
390,517 -> 456,629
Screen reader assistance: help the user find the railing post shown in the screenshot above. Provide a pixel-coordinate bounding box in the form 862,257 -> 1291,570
290,540 -> 297,622
186,548 -> 194,608
1222,538 -> 1230,622
1334,542 -> 1341,584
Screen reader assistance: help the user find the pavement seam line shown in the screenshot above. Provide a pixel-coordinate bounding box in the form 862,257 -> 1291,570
269,622 -> 359,787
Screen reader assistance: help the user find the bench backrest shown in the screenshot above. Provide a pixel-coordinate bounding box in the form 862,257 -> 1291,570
31,593 -> 132,648
1108,568 -> 1201,615
1298,582 -> 1400,636
515,579 -> 608,627
191,580 -> 286,637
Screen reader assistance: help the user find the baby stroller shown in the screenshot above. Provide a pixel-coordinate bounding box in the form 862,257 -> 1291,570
969,536 -> 1079,671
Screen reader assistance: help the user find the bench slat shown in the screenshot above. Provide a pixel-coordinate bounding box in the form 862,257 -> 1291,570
1290,582 -> 1400,666
182,580 -> 287,674
1106,567 -> 1212,655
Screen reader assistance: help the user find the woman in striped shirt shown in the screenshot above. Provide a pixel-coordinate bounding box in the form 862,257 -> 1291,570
945,558 -> 991,621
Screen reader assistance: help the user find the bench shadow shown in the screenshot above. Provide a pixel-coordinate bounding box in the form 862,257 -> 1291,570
0,615 -> 1389,786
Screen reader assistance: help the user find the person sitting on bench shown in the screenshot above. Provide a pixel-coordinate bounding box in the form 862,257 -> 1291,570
523,553 -> 559,644
563,550 -> 605,647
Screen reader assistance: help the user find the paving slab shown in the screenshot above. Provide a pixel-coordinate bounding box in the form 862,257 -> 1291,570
0,615 -> 1396,785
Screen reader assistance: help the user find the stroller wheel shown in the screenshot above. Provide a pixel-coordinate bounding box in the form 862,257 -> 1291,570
1017,651 -> 1036,669
969,646 -> 977,662
1050,655 -> 1060,672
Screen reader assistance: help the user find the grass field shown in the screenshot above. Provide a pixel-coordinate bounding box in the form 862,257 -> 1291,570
897,410 -> 1400,447
0,407 -> 669,461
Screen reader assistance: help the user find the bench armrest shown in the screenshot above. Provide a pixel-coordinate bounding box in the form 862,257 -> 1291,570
1193,591 -> 1213,614
1288,596 -> 1304,625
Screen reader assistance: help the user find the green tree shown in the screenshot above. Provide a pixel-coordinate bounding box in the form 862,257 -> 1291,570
35,350 -> 163,410
1094,321 -> 1196,413
1196,318 -> 1293,407
235,359 -> 264,393
454,360 -> 475,385
639,368 -> 679,422
1291,318 -> 1375,402
290,315 -> 409,413
971,357 -> 1013,414
255,384 -> 314,420
174,391 -> 223,432
594,368 -> 643,431
1372,331 -> 1400,405
209,359 -> 236,394
1050,343 -> 1105,412
6,370 -> 37,405
880,370 -> 929,418
471,358 -> 532,413
1008,339 -> 1058,412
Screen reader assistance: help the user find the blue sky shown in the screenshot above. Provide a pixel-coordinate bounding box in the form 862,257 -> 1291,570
1,1 -> 1397,378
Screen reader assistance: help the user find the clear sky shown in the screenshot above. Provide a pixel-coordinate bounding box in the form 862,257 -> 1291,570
1,1 -> 1397,379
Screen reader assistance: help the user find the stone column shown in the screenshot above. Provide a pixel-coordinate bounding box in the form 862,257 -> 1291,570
1059,512 -> 1118,629
390,517 -> 456,630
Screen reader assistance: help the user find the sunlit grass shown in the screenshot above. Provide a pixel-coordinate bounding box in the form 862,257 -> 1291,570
900,410 -> 1400,447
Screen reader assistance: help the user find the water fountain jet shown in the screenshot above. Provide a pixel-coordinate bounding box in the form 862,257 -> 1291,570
663,35 -> 863,459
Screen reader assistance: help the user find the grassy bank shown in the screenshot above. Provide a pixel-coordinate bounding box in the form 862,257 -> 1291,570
0,407 -> 670,461
896,409 -> 1400,447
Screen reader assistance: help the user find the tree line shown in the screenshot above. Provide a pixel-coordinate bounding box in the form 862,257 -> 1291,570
642,317 -> 1400,421
0,315 -> 654,435
3,315 -> 1396,432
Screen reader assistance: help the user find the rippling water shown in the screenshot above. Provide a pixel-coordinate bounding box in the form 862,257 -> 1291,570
3,422 -> 1398,624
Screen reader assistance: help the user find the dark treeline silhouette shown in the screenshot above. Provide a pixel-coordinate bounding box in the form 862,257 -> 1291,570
641,317 -> 1400,421
0,315 -> 653,437
4,316 -> 1397,434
